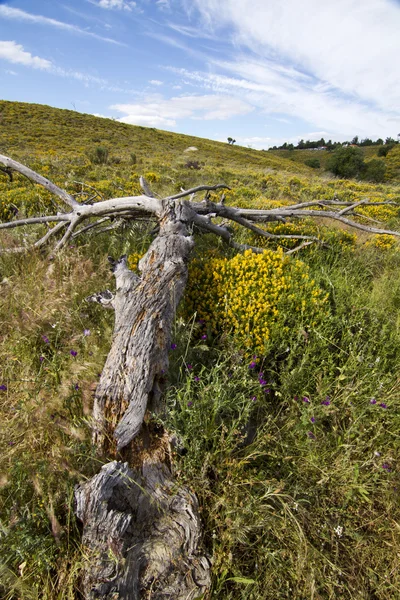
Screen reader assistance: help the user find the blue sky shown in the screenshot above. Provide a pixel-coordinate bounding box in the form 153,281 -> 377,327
1,0 -> 400,148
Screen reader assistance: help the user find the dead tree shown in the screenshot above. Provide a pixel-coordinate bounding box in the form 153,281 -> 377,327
1,153 -> 400,599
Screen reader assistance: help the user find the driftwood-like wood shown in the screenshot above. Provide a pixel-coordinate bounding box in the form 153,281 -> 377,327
92,200 -> 194,452
75,449 -> 210,599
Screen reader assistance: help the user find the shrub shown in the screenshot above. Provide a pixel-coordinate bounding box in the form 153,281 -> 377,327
89,146 -> 109,165
326,146 -> 365,179
183,248 -> 328,355
184,160 -> 201,170
361,159 -> 386,182
130,152 -> 137,165
377,144 -> 394,157
304,158 -> 320,169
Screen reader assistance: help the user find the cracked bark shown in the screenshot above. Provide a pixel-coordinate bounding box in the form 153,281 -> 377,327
76,200 -> 210,599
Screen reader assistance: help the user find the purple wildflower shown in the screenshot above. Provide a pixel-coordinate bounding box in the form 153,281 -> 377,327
84,329 -> 91,336
382,463 -> 392,471
74,383 -> 79,391
251,395 -> 257,402
0,384 -> 7,391
370,398 -> 377,405
42,335 -> 50,344
227,372 -> 232,378
379,402 -> 387,409
194,376 -> 200,382
307,431 -> 316,439
294,395 -> 298,401
311,416 -> 316,423
187,401 -> 193,407
8,441 -> 14,446
39,356 -> 44,363
264,388 -> 271,394
302,396 -> 310,403
170,343 -> 177,350
201,334 -> 207,340
187,364 -> 193,370
69,349 -> 77,357
249,361 -> 257,369
321,400 -> 331,406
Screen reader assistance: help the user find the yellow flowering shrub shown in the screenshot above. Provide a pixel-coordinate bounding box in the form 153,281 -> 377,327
365,234 -> 397,250
183,248 -> 328,355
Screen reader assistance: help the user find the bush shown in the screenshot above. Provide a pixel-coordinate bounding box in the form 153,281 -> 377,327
378,144 -> 395,157
183,248 -> 328,355
184,160 -> 201,170
304,158 -> 320,169
361,159 -> 386,182
89,146 -> 109,165
326,146 -> 364,179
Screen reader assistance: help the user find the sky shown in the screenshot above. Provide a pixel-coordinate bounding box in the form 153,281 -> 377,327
1,0 -> 400,149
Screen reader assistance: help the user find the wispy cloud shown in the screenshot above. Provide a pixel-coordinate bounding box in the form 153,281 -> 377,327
149,79 -> 163,86
170,64 -> 400,140
0,41 -> 52,70
0,40 -> 137,92
180,0 -> 400,140
89,0 -> 140,12
0,4 -> 125,45
111,93 -> 253,128
156,0 -> 171,10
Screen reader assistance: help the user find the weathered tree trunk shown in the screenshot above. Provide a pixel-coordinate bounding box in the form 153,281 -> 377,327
76,200 -> 211,599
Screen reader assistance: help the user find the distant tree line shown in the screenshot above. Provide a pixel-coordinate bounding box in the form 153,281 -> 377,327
270,135 -> 400,152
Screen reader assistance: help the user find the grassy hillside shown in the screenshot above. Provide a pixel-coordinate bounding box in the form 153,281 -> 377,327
1,101 -> 400,599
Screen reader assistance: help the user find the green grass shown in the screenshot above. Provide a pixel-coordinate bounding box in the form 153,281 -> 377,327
1,100 -> 400,599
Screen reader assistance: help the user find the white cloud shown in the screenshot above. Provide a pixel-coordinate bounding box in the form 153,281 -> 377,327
111,94 -> 253,128
0,5 -> 124,45
0,40 -> 133,93
90,0 -> 139,11
157,0 -> 171,9
0,41 -> 51,70
149,79 -> 163,86
182,0 -> 400,140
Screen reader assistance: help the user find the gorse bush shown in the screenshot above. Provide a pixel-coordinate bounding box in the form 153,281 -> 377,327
184,248 -> 328,355
88,145 -> 109,165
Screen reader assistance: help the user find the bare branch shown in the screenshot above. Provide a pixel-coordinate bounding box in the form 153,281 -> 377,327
72,217 -> 110,238
0,214 -> 69,230
285,241 -> 316,255
139,176 -> 157,198
35,221 -> 68,248
0,154 -> 79,209
191,212 -> 265,254
168,183 -> 230,200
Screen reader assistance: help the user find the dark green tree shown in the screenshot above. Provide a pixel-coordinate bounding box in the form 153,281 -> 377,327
326,146 -> 365,179
361,159 -> 386,182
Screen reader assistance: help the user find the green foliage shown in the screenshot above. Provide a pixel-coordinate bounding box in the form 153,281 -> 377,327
166,245 -> 400,599
361,158 -> 386,182
304,157 -> 320,169
377,144 -> 394,157
327,146 -> 365,178
89,145 -> 109,165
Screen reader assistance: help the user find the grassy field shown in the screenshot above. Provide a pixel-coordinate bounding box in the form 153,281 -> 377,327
1,100 -> 400,599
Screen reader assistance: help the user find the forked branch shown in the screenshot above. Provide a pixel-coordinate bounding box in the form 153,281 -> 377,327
1,154 -> 400,255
